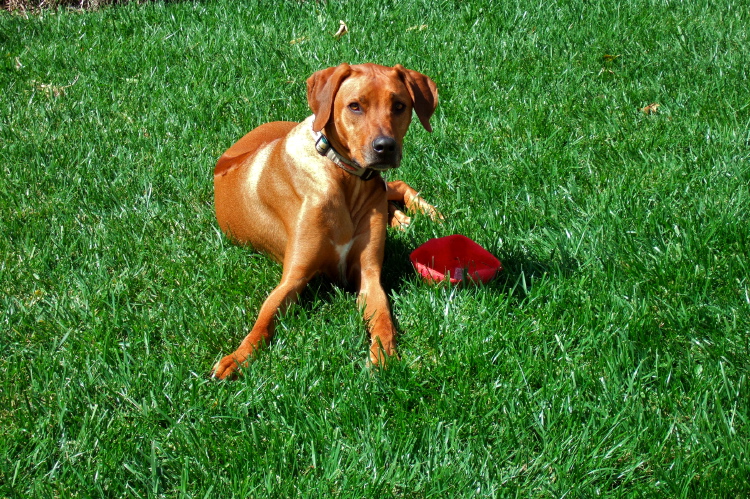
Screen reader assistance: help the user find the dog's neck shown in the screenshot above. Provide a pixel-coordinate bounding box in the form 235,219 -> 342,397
311,125 -> 380,181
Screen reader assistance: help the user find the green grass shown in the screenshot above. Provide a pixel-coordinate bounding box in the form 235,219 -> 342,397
2,0 -> 749,496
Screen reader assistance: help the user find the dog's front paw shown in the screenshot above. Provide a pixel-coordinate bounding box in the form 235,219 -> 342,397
211,352 -> 249,380
406,194 -> 444,222
388,202 -> 412,230
369,340 -> 399,368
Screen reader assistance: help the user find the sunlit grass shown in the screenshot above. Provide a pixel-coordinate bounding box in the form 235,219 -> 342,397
2,0 -> 749,496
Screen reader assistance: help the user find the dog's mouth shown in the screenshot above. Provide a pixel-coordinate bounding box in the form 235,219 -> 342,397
366,162 -> 400,171
348,155 -> 401,172
359,154 -> 402,171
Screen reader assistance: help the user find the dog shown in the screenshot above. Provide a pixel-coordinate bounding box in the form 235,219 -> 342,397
212,63 -> 440,379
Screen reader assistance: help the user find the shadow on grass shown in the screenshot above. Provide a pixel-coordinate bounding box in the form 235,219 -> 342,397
383,233 -> 582,303
259,229 -> 583,332
381,235 -> 419,293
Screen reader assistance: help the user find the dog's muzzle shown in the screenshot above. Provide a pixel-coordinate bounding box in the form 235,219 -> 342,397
314,132 -> 392,181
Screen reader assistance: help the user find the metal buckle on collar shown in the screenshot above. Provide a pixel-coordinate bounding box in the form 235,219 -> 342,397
313,130 -> 380,181
314,134 -> 331,156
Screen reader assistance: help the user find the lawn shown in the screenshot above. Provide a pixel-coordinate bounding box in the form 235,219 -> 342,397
1,0 -> 749,496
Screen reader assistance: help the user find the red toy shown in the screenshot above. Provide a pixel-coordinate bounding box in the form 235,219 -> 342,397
410,234 -> 502,284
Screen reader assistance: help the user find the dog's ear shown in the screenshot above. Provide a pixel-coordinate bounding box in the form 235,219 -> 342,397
395,65 -> 438,133
307,64 -> 352,132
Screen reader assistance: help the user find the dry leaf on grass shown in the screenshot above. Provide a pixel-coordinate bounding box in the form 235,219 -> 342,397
602,54 -> 621,62
641,103 -> 660,115
33,75 -> 79,98
334,20 -> 348,39
406,24 -> 428,32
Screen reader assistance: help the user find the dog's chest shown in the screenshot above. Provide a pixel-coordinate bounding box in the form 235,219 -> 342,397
333,238 -> 355,283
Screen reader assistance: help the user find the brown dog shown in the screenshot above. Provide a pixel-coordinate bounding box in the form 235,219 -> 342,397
212,63 -> 440,379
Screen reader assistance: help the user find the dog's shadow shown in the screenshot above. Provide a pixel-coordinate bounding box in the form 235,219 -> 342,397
300,231 -> 582,325
381,235 -> 419,293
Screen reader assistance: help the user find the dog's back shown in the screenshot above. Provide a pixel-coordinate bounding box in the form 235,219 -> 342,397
214,121 -> 297,177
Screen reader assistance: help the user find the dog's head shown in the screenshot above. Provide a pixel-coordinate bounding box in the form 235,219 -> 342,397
307,63 -> 438,171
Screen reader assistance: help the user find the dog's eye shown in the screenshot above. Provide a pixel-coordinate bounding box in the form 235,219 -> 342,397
393,102 -> 406,112
348,102 -> 361,112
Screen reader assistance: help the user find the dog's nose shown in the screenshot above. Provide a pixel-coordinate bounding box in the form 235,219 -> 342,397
372,136 -> 398,155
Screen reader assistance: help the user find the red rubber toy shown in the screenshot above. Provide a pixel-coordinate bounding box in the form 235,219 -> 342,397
410,234 -> 502,284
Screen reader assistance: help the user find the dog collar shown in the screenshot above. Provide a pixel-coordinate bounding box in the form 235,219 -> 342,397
312,130 -> 380,181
